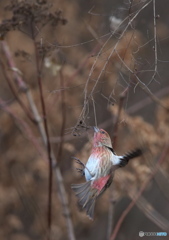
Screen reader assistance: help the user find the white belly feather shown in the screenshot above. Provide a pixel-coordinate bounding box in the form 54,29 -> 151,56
84,147 -> 121,181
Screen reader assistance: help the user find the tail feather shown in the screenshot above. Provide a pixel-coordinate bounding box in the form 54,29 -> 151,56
119,148 -> 143,167
72,182 -> 90,195
85,199 -> 96,219
71,181 -> 98,220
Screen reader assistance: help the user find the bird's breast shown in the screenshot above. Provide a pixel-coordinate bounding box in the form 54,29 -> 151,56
85,147 -> 112,181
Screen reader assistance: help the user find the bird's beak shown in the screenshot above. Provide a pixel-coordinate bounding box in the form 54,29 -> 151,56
93,126 -> 99,132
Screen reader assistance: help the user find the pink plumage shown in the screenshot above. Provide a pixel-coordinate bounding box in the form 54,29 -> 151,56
72,127 -> 142,219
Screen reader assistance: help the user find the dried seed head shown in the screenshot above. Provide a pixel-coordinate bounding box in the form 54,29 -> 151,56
0,0 -> 67,38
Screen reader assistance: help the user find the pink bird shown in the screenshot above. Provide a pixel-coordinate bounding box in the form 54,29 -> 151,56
72,127 -> 142,219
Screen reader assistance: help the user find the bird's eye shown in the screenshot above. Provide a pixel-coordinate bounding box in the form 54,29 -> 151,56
100,130 -> 105,134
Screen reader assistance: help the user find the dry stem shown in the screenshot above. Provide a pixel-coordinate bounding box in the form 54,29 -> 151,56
1,40 -> 75,240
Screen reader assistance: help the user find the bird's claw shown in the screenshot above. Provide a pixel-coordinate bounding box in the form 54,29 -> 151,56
72,157 -> 86,175
72,157 -> 93,177
72,157 -> 85,168
76,168 -> 85,176
75,160 -> 85,168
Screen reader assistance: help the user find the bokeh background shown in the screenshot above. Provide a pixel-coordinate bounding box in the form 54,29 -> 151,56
0,0 -> 169,240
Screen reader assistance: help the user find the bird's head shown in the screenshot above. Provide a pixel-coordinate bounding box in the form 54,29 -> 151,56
93,127 -> 112,148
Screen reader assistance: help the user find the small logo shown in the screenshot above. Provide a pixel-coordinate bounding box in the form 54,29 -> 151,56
139,231 -> 144,237
157,232 -> 167,236
139,231 -> 168,237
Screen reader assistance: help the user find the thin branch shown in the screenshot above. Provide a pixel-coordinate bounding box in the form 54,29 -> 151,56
112,89 -> 128,149
1,41 -> 28,91
107,89 -> 127,240
0,42 -> 35,123
33,36 -> 53,239
126,85 -> 169,114
106,26 -> 134,236
1,40 -> 76,240
154,169 -> 169,202
82,0 -> 152,120
115,50 -> 168,110
106,186 -> 116,240
130,194 -> 169,231
50,85 -> 169,144
76,0 -> 151,126
0,98 -> 47,162
56,69 -> 66,165
149,0 -> 158,84
110,141 -> 169,240
92,96 -> 97,127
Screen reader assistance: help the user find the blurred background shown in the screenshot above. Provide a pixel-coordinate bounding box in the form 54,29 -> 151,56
0,0 -> 169,239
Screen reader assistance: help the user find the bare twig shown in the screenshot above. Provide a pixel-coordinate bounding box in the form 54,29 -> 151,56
112,89 -> 128,149
56,69 -> 66,165
126,86 -> 169,114
50,85 -> 169,144
79,0 -> 153,123
0,98 -> 48,234
0,42 -> 35,123
33,35 -> 53,239
149,0 -> 158,84
110,142 -> 169,240
0,98 -> 47,162
115,50 -> 168,110
130,194 -> 169,231
1,41 -> 75,240
107,190 -> 116,240
92,96 -> 97,127
0,41 -> 28,91
107,89 -> 127,240
154,169 -> 169,202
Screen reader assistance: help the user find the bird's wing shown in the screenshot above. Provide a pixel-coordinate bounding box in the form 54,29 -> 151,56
104,145 -> 116,155
72,174 -> 113,219
105,146 -> 143,167
71,181 -> 98,220
118,148 -> 142,167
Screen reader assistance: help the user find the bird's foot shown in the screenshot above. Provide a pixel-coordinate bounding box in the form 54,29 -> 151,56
76,167 -> 85,176
72,157 -> 94,177
72,157 -> 85,175
74,157 -> 85,168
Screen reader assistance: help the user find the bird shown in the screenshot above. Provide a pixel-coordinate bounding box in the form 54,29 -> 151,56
71,127 -> 143,220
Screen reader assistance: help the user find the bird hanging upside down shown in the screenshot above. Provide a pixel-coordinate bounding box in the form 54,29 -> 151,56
71,127 -> 143,220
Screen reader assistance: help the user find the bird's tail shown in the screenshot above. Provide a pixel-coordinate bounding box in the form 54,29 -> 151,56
71,181 -> 98,220
119,148 -> 143,167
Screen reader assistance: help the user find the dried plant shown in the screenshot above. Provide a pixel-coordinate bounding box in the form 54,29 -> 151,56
0,0 -> 169,240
